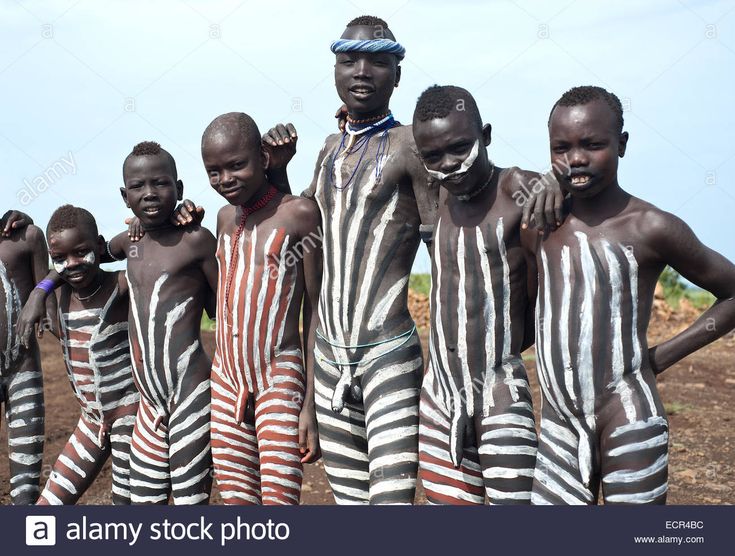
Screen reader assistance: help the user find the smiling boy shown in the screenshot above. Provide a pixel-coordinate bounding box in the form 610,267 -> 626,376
202,112 -> 321,505
523,86 -> 735,504
36,205 -> 138,505
412,85 -> 545,504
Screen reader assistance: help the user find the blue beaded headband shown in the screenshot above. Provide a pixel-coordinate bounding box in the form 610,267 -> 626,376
330,38 -> 406,61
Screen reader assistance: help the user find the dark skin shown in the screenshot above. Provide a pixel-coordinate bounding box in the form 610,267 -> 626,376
264,24 -> 439,232
522,98 -> 735,376
19,156 -> 218,381
202,120 -> 321,463
413,107 -> 540,456
1,210 -> 35,238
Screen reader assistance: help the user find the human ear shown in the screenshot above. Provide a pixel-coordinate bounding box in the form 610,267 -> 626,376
176,180 -> 184,200
261,145 -> 270,170
395,65 -> 401,88
482,123 -> 492,147
619,131 -> 629,158
120,187 -> 130,208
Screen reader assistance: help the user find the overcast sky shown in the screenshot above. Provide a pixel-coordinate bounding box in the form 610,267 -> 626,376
1,0 -> 734,275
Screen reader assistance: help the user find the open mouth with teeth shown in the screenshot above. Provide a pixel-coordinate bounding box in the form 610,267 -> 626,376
569,174 -> 593,187
349,86 -> 374,98
142,206 -> 162,215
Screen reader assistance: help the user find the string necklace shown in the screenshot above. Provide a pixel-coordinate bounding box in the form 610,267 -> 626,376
458,162 -> 496,202
346,111 -> 390,125
329,112 -> 399,191
73,274 -> 104,301
224,185 -> 278,320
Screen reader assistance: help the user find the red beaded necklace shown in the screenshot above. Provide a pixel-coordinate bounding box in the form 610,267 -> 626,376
224,185 -> 278,317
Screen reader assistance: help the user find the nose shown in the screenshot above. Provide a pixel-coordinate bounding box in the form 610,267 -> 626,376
142,184 -> 158,200
568,148 -> 588,167
354,58 -> 370,78
440,155 -> 461,174
220,170 -> 235,186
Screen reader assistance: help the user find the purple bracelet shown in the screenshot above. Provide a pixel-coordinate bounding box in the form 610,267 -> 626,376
35,278 -> 56,294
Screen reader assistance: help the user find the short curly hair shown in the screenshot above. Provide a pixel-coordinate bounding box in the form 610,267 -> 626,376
123,141 -> 178,180
347,15 -> 388,27
47,204 -> 98,237
413,85 -> 482,132
550,85 -> 624,132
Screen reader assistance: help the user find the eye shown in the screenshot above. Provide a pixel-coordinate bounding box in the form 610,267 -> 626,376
551,145 -> 569,154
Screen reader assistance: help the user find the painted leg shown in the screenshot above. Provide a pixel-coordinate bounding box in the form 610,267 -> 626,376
477,363 -> 537,504
169,379 -> 212,505
531,407 -> 598,505
129,399 -> 171,504
6,369 -> 44,504
362,338 -> 423,505
110,414 -> 135,505
211,369 -> 261,504
314,357 -> 370,504
418,367 -> 484,505
37,416 -> 108,505
601,414 -> 668,505
256,363 -> 304,505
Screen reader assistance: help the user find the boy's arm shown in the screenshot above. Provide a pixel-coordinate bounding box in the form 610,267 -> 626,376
29,225 -> 59,339
298,202 -> 323,464
519,170 -> 566,231
198,230 -> 219,319
262,123 -> 298,194
648,213 -> 735,374
102,231 -> 129,263
406,143 -> 439,247
520,227 -> 539,351
2,210 -> 33,237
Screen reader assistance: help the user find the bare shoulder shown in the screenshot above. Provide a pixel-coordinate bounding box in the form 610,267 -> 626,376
500,166 -> 544,198
279,195 -> 320,234
22,224 -> 46,246
181,224 -> 217,247
620,195 -> 695,251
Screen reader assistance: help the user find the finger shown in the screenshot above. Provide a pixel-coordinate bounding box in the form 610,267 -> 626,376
298,426 -> 307,454
262,131 -> 278,147
544,189 -> 556,230
533,194 -> 546,231
275,124 -> 290,144
554,191 -> 564,226
521,196 -> 534,229
285,123 -> 297,140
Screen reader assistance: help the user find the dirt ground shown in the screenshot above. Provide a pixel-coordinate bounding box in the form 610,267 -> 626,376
1,295 -> 733,505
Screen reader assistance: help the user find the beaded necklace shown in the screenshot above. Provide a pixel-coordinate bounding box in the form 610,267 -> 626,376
329,112 -> 399,191
224,185 -> 278,320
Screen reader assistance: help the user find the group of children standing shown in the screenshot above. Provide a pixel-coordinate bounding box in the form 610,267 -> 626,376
1,15 -> 733,506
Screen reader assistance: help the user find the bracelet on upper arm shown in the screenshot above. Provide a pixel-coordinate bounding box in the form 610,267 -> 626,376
35,278 -> 56,294
106,241 -> 122,261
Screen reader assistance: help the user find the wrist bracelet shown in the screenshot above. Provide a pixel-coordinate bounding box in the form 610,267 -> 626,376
106,241 -> 122,261
35,278 -> 56,294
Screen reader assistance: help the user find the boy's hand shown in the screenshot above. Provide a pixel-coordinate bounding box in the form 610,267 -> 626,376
17,290 -> 48,347
262,123 -> 298,171
1,210 -> 33,237
521,171 -> 566,232
125,200 -> 204,242
298,403 -> 321,464
171,199 -> 204,226
335,104 -> 348,132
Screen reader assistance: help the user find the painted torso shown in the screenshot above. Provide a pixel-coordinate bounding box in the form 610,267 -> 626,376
533,200 -> 666,424
57,271 -> 138,425
124,228 -> 212,413
429,169 -> 529,416
214,204 -> 306,398
314,126 -> 420,351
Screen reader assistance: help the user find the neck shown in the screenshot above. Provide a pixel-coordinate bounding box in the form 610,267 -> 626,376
74,270 -> 105,300
570,180 -> 628,220
141,220 -> 176,234
348,103 -> 391,122
243,182 -> 274,209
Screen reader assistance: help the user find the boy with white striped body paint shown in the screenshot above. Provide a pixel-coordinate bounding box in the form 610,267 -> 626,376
0,211 -> 49,504
412,86 -> 562,504
523,86 -> 735,504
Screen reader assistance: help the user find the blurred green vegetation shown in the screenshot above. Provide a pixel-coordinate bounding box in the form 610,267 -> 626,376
659,266 -> 714,310
409,273 -> 431,297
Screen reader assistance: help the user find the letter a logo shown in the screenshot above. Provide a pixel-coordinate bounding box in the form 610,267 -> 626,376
26,516 -> 56,546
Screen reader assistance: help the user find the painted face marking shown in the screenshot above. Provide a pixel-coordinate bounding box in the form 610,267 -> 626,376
423,139 -> 480,182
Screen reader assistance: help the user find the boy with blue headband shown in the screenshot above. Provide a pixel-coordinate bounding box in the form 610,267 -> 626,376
265,16 -> 436,504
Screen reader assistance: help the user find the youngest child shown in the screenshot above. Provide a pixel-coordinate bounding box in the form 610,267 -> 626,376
36,205 -> 138,505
